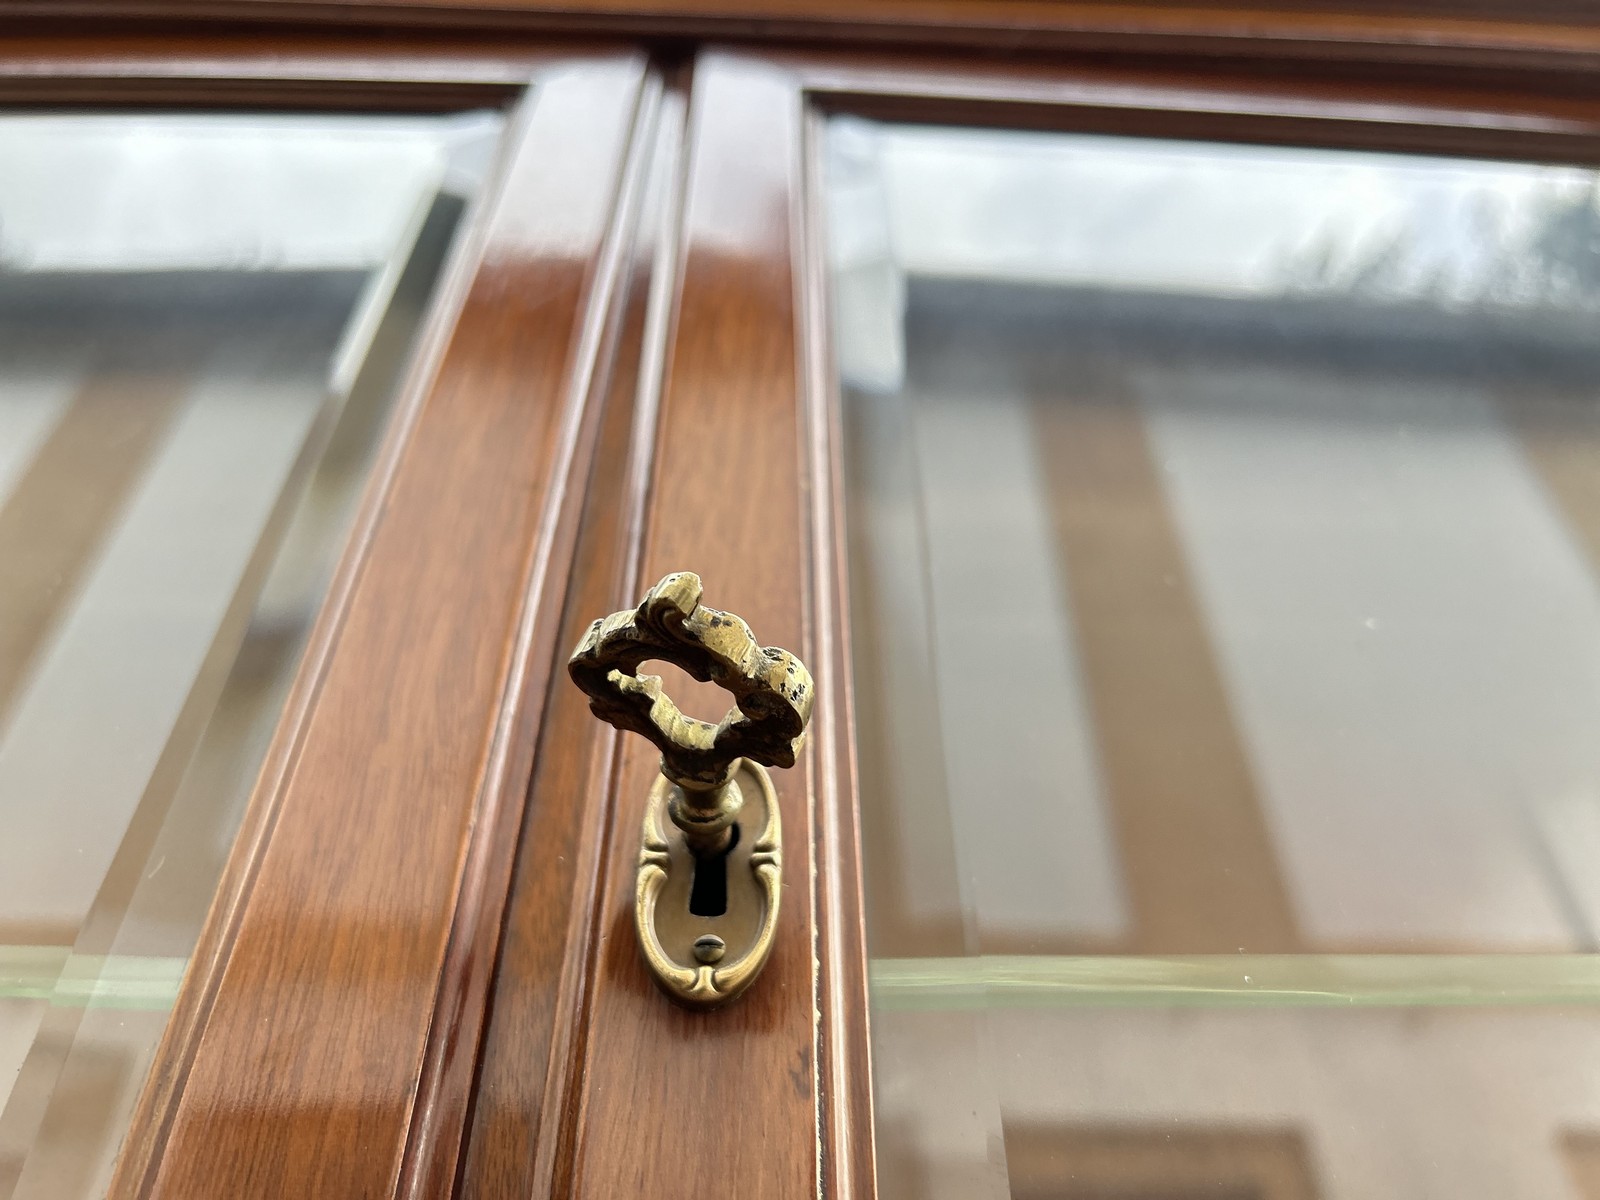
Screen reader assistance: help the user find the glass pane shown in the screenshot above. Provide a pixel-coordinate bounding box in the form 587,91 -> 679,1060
0,109 -> 503,1197
826,118 -> 1600,1199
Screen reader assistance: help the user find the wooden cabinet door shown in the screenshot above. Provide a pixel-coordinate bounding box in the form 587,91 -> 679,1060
26,30 -> 1600,1200
0,40 -> 650,1200
460,44 -> 1600,1200
449,57 -> 869,1200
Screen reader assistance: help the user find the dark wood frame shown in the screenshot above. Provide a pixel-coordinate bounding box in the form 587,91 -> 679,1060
11,4 -> 1600,89
0,38 -> 565,107
10,16 -> 1600,1200
0,41 -> 653,1199
445,43 -> 1600,1200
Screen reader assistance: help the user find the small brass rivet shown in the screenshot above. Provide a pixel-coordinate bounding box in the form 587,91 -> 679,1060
692,934 -> 726,964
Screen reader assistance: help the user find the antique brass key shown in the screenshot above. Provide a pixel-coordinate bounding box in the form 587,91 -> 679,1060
568,572 -> 813,1009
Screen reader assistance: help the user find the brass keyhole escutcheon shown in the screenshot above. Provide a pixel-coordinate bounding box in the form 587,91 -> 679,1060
568,572 -> 813,1009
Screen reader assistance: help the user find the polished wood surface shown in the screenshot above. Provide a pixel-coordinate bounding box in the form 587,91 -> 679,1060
453,42 -> 1600,1200
22,25 -> 1600,1200
456,71 -> 678,1200
787,51 -> 1600,163
583,44 -> 1600,1200
798,100 -> 880,1200
393,64 -> 659,1200
562,56 -> 820,1200
103,54 -> 648,1199
0,36 -> 562,107
13,3 -> 1600,89
458,50 -> 880,1200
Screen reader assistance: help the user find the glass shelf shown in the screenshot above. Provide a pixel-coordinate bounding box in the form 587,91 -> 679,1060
871,954 -> 1600,1010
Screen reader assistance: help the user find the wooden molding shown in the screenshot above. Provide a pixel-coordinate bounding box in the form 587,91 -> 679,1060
0,36 -> 575,106
101,49 -> 649,1199
10,3 -> 1600,87
40,32 -> 1600,1200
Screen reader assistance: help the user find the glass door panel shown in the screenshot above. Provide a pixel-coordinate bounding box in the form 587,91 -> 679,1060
0,108 -> 502,1198
825,118 -> 1600,1199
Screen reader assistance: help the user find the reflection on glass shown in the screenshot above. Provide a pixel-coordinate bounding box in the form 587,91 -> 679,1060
827,118 -> 1600,1199
0,110 -> 501,1197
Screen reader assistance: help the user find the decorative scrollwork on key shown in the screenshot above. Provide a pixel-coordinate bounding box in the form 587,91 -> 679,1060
568,571 -> 813,852
568,572 -> 813,1008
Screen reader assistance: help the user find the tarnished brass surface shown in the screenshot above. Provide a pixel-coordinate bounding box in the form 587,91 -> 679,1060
569,571 -> 812,785
569,572 -> 812,1007
636,760 -> 782,1008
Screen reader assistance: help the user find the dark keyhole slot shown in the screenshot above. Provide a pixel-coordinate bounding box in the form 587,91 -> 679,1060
689,822 -> 740,918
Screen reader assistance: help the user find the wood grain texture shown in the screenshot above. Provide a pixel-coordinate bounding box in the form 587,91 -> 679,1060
476,46 -> 1600,1200
507,48 -> 1600,1200
455,73 -> 682,1200
66,32 -> 1600,1200
106,77 -> 508,1193
393,65 -> 660,1200
785,51 -> 1600,164
0,36 -> 570,107
14,2 -> 1600,89
565,54 -> 819,1200
106,54 -> 648,1200
798,103 -> 880,1200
